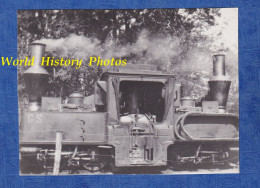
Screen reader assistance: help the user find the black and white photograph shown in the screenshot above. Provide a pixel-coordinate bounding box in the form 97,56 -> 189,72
18,8 -> 239,175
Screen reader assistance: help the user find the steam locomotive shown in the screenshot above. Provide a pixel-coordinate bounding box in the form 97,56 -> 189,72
19,43 -> 239,174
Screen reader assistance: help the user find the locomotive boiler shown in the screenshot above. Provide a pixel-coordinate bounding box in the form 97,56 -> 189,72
19,43 -> 239,174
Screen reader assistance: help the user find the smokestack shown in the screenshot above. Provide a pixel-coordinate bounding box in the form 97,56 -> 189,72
213,54 -> 226,77
207,54 -> 231,113
24,43 -> 49,111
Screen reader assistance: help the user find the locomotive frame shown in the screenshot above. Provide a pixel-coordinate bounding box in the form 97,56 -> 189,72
19,44 -> 239,174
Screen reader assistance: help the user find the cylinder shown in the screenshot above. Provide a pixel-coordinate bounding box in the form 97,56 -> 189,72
181,96 -> 195,107
24,43 -> 49,74
68,92 -> 84,105
30,43 -> 46,67
213,54 -> 225,77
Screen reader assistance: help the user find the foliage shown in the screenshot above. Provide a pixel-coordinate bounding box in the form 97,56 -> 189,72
17,9 -> 238,113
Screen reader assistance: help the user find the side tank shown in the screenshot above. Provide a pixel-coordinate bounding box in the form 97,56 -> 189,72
20,111 -> 107,144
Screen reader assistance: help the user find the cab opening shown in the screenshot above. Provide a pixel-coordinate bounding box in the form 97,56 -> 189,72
119,81 -> 165,122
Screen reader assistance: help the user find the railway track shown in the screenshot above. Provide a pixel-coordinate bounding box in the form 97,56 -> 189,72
21,164 -> 239,175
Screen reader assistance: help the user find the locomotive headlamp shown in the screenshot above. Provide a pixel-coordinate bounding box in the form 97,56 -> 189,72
24,43 -> 49,111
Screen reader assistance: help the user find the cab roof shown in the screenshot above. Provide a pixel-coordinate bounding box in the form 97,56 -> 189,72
100,64 -> 175,79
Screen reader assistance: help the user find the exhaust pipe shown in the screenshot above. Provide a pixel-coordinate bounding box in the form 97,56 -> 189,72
207,55 -> 231,113
24,43 -> 49,111
213,55 -> 226,77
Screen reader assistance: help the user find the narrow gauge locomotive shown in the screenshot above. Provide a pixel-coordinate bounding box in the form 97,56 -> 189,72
19,43 -> 239,173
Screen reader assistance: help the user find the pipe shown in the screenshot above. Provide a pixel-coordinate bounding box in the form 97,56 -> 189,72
24,43 -> 49,74
213,54 -> 225,77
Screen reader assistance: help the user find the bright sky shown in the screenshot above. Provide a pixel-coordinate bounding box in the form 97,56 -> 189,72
208,8 -> 238,54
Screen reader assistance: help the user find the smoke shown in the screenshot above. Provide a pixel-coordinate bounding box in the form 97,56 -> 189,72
33,34 -> 102,60
32,28 -> 238,113
133,30 -> 181,64
33,29 -> 238,84
33,30 -> 182,66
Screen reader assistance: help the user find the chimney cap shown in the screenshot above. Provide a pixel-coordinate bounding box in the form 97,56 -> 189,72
212,54 -> 225,57
30,43 -> 46,47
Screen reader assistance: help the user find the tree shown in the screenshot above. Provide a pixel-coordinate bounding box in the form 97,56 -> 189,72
17,8 -> 238,113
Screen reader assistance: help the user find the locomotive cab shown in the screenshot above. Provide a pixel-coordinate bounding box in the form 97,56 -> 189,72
97,65 -> 176,167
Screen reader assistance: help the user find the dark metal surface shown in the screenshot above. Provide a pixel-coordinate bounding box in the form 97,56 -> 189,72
208,80 -> 231,110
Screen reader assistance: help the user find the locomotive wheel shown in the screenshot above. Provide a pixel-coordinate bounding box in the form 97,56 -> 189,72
82,160 -> 106,172
81,149 -> 106,172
